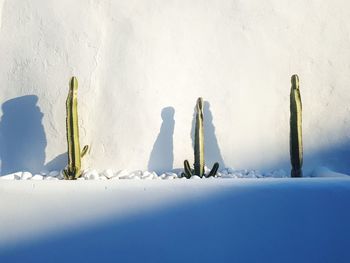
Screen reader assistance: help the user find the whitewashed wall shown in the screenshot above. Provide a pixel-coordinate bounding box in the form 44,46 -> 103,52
1,0 -> 350,175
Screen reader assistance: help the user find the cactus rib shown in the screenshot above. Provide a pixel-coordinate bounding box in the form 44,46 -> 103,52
290,74 -> 303,177
194,98 -> 205,177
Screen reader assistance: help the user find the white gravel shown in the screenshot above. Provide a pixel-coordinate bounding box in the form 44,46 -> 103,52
1,166 -> 348,181
0,167 -> 295,180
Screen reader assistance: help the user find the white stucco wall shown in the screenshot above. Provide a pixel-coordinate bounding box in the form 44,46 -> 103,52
1,0 -> 350,175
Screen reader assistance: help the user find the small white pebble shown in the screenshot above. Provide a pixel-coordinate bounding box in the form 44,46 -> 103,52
99,175 -> 108,180
162,175 -> 174,180
40,170 -> 49,176
204,166 -> 211,174
141,171 -> 155,179
16,172 -> 24,179
1,172 -> 22,180
165,172 -> 177,177
256,174 -> 263,178
31,174 -> 44,180
102,169 -> 114,179
87,170 -> 99,180
142,171 -> 152,177
129,170 -> 142,177
246,172 -> 256,178
119,175 -> 131,179
115,170 -> 130,178
81,170 -> 90,179
20,172 -> 31,180
142,173 -> 155,179
191,175 -> 201,180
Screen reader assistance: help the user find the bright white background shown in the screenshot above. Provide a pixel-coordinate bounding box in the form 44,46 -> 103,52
1,0 -> 350,175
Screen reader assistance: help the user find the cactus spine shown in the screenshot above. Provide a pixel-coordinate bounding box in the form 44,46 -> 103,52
290,74 -> 303,177
63,77 -> 88,180
182,97 -> 219,178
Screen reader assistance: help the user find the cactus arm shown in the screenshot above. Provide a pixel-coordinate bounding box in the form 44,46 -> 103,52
290,74 -> 303,177
182,160 -> 193,178
81,145 -> 89,158
65,76 -> 83,180
205,162 -> 219,178
194,97 -> 205,177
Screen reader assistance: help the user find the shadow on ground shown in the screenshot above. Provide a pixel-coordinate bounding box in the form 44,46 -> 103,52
1,179 -> 349,263
258,140 -> 350,176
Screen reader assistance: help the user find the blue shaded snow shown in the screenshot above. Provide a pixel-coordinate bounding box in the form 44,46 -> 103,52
0,178 -> 349,263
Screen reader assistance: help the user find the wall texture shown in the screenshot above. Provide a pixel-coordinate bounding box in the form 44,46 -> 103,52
1,0 -> 350,175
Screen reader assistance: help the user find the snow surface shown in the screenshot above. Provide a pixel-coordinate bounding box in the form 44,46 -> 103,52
1,177 -> 350,263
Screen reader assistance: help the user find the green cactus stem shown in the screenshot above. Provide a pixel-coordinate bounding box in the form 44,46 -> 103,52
194,97 -> 205,177
290,74 -> 303,178
182,97 -> 219,178
63,76 -> 89,180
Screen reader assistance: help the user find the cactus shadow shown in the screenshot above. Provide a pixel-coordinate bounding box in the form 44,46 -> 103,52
0,95 -> 47,175
45,152 -> 67,172
190,101 -> 225,169
275,141 -> 350,177
148,107 -> 175,174
306,141 -> 350,175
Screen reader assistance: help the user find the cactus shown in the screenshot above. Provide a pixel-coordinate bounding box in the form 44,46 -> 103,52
63,77 -> 89,180
290,74 -> 303,177
182,97 -> 219,178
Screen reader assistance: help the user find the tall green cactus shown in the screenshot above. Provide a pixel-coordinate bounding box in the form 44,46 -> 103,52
290,74 -> 303,177
63,77 -> 89,180
182,97 -> 219,178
